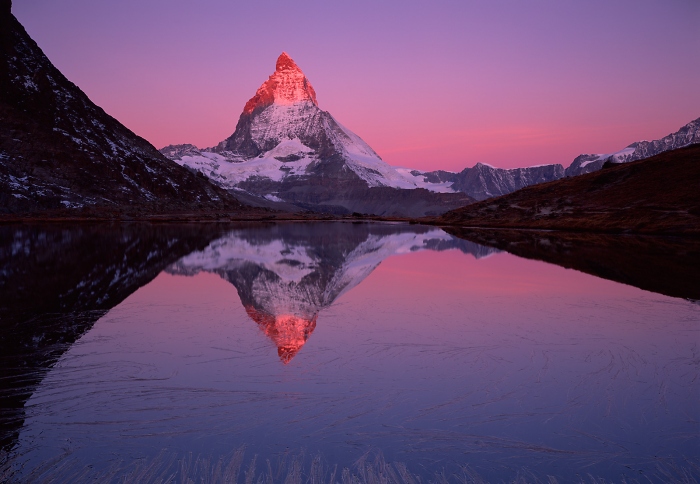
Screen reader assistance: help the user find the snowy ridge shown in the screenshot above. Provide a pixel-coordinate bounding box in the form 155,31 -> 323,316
325,116 -> 455,192
159,51 -> 558,207
166,116 -> 457,194
565,118 -> 700,177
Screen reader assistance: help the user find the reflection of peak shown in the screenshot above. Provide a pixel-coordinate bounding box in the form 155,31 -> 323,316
166,223 -> 497,363
245,305 -> 317,364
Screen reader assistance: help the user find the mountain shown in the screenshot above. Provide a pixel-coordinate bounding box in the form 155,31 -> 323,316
0,2 -> 246,217
162,53 -> 473,217
166,222 -> 496,363
160,51 -> 699,211
564,118 -> 700,177
438,144 -> 700,235
423,117 -> 700,200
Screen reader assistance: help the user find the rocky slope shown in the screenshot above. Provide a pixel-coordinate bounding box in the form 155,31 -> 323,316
438,144 -> 700,235
564,117 -> 700,177
167,222 -> 495,363
0,2 -> 246,217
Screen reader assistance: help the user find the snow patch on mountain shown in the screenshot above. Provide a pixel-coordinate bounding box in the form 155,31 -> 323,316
166,134 -> 457,194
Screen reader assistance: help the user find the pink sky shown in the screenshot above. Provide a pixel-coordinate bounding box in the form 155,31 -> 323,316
14,0 -> 700,171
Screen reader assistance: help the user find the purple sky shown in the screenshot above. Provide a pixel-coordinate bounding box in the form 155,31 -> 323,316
13,0 -> 700,171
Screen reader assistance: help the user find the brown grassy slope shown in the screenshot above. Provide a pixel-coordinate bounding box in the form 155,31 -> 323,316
438,144 -> 700,235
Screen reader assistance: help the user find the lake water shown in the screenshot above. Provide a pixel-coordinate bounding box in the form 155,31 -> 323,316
0,222 -> 698,483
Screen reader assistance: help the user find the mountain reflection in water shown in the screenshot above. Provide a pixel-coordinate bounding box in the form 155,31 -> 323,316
0,222 -> 697,483
166,223 -> 496,363
0,222 -> 493,452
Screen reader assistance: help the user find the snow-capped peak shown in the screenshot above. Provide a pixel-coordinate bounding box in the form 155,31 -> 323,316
276,51 -> 300,72
243,52 -> 318,114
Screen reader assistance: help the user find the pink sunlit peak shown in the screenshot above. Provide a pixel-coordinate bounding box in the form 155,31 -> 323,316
243,52 -> 318,115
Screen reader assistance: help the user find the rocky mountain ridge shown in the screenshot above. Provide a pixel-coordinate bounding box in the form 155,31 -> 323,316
416,163 -> 565,201
564,117 -> 700,177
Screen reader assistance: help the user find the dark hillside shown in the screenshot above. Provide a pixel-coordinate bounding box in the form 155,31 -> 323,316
0,2 -> 248,217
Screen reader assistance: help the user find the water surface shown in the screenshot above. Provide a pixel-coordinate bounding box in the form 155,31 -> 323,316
0,222 -> 698,483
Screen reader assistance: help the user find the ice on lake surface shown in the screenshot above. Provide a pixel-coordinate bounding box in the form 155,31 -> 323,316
0,222 -> 698,483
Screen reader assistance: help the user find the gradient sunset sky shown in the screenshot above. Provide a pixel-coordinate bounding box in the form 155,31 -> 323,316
14,0 -> 700,171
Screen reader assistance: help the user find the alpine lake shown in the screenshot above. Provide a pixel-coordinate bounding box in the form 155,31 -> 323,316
0,222 -> 698,483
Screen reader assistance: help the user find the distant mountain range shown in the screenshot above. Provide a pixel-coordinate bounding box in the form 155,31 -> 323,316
0,1 -> 246,217
162,53 -> 699,215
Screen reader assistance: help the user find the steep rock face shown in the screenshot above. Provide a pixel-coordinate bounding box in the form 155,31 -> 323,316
161,52 -> 577,210
167,223 -> 496,363
161,51 -> 698,209
0,5 -> 243,215
213,52 -> 414,187
565,118 -> 700,177
244,52 -> 318,112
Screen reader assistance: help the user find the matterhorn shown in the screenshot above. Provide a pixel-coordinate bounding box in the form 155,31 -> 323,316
161,52 -> 473,216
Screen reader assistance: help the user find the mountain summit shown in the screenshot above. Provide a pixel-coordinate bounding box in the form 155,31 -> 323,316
243,52 -> 318,114
216,51 -> 389,171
